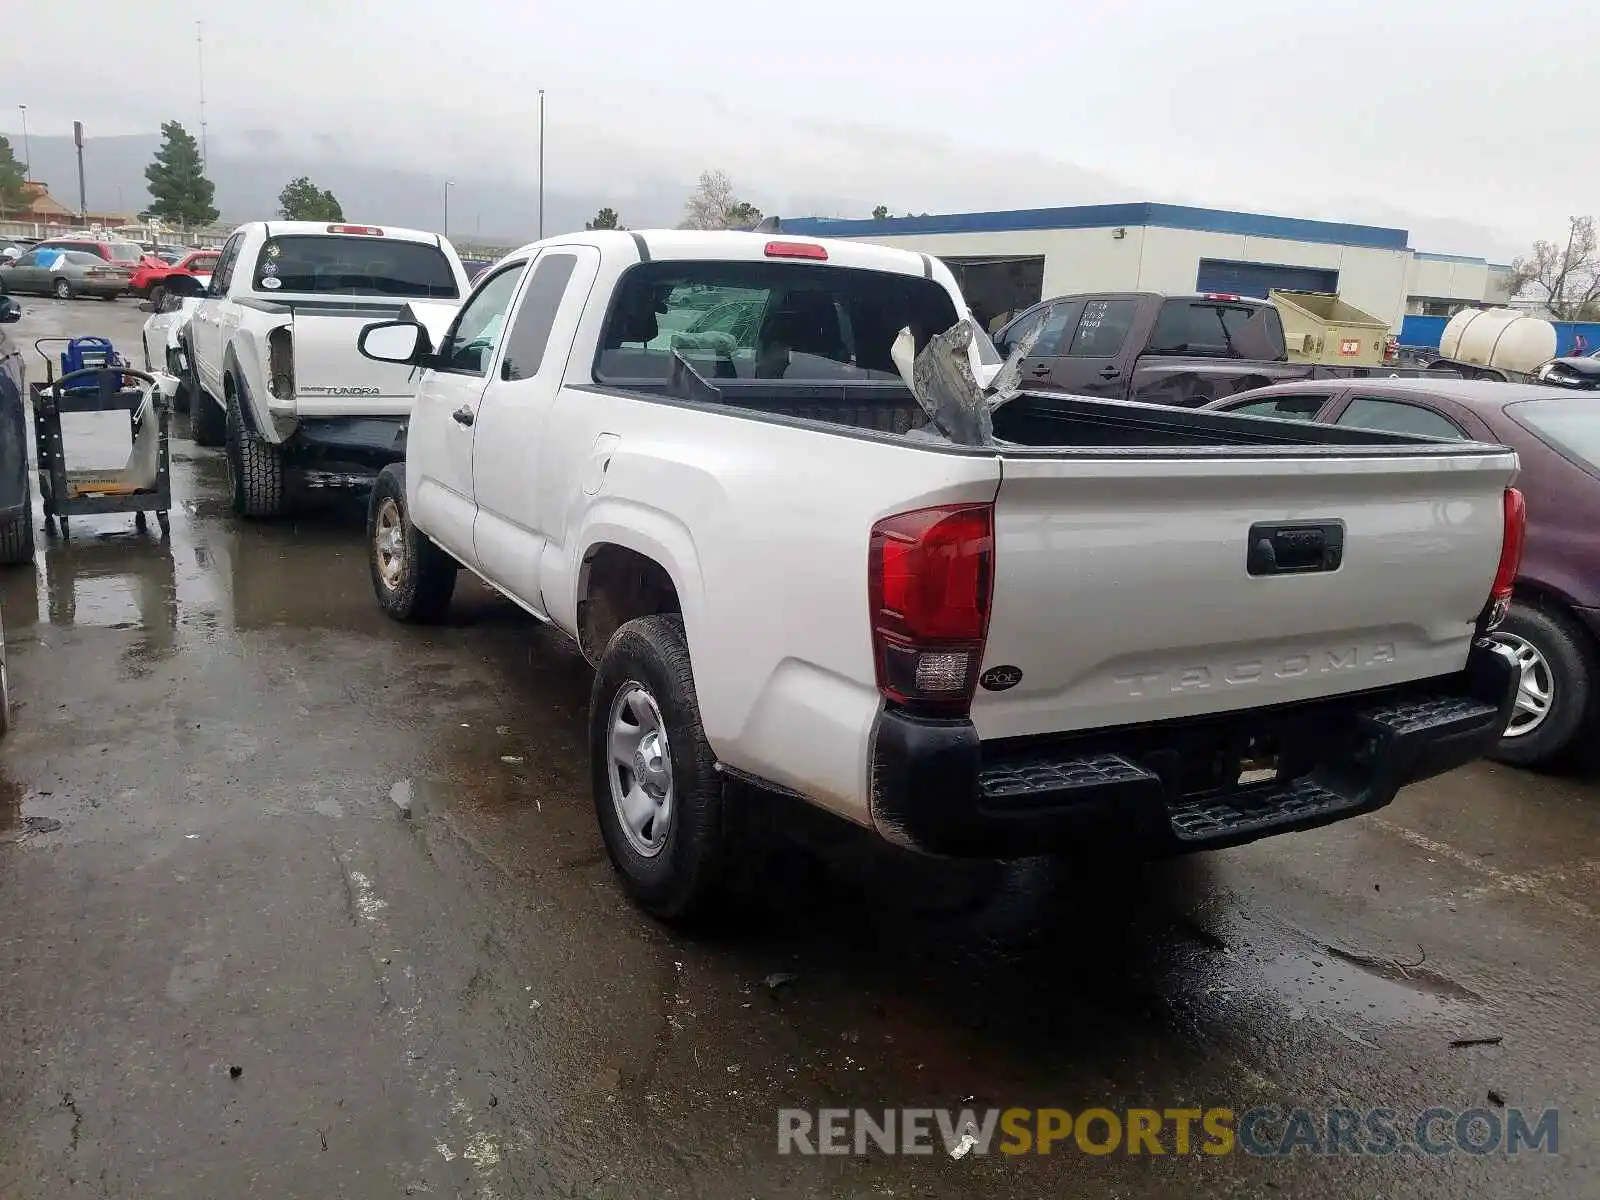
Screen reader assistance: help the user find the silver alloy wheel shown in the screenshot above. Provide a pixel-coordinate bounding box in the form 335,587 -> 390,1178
1494,631 -> 1554,738
607,681 -> 674,857
374,498 -> 406,591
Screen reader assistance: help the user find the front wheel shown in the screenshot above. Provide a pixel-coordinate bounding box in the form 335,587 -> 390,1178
590,614 -> 731,922
368,464 -> 457,623
1490,602 -> 1596,767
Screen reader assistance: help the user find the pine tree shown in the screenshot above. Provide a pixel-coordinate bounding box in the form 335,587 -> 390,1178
143,121 -> 218,228
0,135 -> 26,217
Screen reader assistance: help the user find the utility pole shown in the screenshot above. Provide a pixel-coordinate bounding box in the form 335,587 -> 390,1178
74,121 -> 87,223
16,104 -> 29,177
196,21 -> 209,170
443,180 -> 453,239
538,89 -> 545,240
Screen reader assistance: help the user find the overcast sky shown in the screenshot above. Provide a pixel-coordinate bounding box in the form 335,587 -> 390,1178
8,0 -> 1591,258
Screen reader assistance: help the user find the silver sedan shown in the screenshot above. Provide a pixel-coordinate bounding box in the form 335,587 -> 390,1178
0,248 -> 131,300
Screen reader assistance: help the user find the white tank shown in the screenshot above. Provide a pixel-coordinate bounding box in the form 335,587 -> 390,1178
1439,308 -> 1557,375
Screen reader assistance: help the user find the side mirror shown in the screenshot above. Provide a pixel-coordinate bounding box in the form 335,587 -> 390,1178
359,320 -> 430,365
0,297 -> 20,325
163,274 -> 206,299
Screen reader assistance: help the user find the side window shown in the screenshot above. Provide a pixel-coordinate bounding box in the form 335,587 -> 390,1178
1337,397 -> 1467,440
439,263 -> 525,376
995,306 -> 1047,355
1228,394 -> 1329,421
1067,298 -> 1137,357
210,234 -> 243,295
501,253 -> 578,381
12,250 -> 40,268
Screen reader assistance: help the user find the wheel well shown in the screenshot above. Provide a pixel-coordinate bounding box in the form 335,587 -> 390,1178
577,544 -> 681,662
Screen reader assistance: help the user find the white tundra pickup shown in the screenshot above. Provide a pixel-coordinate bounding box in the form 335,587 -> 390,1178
179,221 -> 468,516
355,228 -> 1525,920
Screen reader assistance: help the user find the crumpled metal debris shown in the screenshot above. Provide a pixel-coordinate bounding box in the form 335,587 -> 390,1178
893,316 -> 1045,447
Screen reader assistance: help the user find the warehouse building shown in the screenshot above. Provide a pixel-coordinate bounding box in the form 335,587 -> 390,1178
778,203 -> 1513,333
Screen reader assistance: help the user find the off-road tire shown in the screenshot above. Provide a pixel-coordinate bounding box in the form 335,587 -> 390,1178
591,614 -> 731,922
224,382 -> 285,517
1490,601 -> 1595,768
368,465 -> 457,623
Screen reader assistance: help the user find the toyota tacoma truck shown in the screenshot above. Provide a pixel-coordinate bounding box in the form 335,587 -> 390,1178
354,229 -> 1524,920
181,221 -> 469,516
994,291 -> 1440,408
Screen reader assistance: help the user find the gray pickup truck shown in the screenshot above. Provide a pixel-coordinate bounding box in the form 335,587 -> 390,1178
994,291 -> 1434,408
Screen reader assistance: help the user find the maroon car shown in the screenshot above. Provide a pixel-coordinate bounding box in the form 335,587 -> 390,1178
1207,378 -> 1600,768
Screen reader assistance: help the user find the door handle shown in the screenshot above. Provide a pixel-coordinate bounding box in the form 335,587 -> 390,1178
452,406 -> 474,427
1029,364 -> 1052,377
1099,367 -> 1121,380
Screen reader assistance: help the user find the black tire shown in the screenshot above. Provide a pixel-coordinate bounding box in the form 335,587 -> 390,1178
149,284 -> 166,308
52,277 -> 71,301
590,614 -> 730,922
0,492 -> 34,565
1490,601 -> 1595,767
367,464 -> 457,622
224,382 -> 286,517
190,386 -> 225,446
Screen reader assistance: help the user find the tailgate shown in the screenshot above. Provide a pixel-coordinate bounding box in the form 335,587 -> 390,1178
973,449 -> 1518,741
290,306 -> 419,403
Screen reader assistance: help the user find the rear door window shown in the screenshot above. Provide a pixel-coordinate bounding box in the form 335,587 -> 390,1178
1227,394 -> 1332,420
1336,397 -> 1468,440
1148,300 -> 1286,360
501,253 -> 578,381
594,260 -> 958,384
253,235 -> 460,299
1066,298 -> 1137,357
210,233 -> 244,295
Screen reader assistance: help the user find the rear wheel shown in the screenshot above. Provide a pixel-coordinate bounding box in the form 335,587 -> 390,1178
149,284 -> 166,308
1491,601 -> 1595,767
591,614 -> 731,922
224,383 -> 286,517
188,344 -> 225,446
368,465 -> 456,622
0,491 -> 34,566
52,278 -> 71,301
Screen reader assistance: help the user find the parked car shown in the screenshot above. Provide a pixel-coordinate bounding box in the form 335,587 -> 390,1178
33,237 -> 145,271
353,228 -> 1521,921
1533,355 -> 1600,391
141,289 -> 205,412
129,248 -> 220,304
181,220 -> 470,513
0,247 -> 131,300
1206,377 -> 1600,767
990,292 -> 1438,408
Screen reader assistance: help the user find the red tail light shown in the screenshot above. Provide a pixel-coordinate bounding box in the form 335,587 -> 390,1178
765,240 -> 827,260
328,224 -> 384,236
1484,487 -> 1525,630
868,503 -> 994,715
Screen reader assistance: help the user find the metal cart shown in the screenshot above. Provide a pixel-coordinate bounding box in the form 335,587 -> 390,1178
30,338 -> 172,540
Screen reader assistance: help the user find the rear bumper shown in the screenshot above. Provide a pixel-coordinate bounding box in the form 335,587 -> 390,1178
868,639 -> 1518,858
282,416 -> 409,489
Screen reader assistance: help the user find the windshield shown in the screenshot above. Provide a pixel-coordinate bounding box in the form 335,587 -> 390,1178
252,234 -> 459,299
1510,395 -> 1600,472
594,260 -> 958,384
104,243 -> 143,263
1147,299 -> 1286,359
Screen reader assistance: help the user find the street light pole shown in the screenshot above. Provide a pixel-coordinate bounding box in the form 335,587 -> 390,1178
443,180 -> 453,239
17,104 -> 29,177
538,89 -> 545,240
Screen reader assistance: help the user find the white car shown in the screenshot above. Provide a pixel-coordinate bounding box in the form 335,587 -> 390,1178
354,227 -> 1524,922
182,221 -> 469,516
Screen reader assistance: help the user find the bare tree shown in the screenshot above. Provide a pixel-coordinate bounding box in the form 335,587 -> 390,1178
679,169 -> 763,230
1509,216 -> 1600,320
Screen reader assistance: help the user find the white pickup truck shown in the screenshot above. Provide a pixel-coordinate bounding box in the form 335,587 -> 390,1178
355,229 -> 1525,920
177,221 -> 468,516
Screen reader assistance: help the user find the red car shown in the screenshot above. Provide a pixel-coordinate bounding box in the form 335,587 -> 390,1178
129,248 -> 221,303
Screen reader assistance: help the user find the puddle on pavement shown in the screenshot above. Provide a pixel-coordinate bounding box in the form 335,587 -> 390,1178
1240,940 -> 1480,1025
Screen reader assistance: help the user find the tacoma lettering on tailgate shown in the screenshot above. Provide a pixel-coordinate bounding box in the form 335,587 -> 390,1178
1115,644 -> 1397,697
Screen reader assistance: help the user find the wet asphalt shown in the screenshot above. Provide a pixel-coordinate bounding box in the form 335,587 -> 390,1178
0,298 -> 1595,1199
